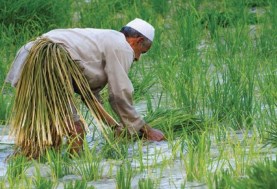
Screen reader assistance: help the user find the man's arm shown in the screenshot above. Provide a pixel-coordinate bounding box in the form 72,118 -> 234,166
104,47 -> 164,141
104,47 -> 145,135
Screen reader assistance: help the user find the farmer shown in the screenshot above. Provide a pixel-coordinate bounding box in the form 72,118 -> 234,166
5,18 -> 165,158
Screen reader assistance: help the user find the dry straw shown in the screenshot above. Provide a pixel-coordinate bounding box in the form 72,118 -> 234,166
10,38 -> 119,158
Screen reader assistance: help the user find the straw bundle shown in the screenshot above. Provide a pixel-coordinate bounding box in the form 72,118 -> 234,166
10,38 -> 118,158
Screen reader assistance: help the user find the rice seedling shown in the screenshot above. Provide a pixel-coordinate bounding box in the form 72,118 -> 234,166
100,130 -> 132,160
64,179 -> 93,189
32,164 -> 56,189
0,179 -> 5,189
6,177 -> 32,189
6,155 -> 30,180
129,63 -> 155,102
211,169 -> 233,189
4,155 -> 33,189
255,2 -> 277,58
132,141 -> 147,172
183,132 -> 211,182
145,108 -> 205,137
0,93 -> 12,124
231,158 -> 277,189
138,177 -> 156,189
206,54 -> 258,129
173,2 -> 201,55
72,142 -> 103,181
116,162 -> 133,189
42,148 -> 70,179
257,60 -> 277,122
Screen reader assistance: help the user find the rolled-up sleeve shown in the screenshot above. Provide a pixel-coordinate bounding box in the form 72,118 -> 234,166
104,47 -> 145,134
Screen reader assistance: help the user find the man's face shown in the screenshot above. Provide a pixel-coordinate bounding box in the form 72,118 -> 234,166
130,37 -> 152,61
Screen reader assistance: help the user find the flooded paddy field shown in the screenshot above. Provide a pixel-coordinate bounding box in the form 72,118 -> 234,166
1,124 -> 276,188
1,0 -> 277,188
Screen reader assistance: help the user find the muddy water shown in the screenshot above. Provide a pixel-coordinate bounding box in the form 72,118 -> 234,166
0,124 -> 207,188
1,124 -> 276,188
0,126 -> 14,177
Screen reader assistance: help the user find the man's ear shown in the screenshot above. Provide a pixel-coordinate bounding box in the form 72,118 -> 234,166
136,37 -> 144,44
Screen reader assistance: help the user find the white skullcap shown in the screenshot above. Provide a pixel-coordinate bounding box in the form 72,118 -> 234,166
126,18 -> 155,41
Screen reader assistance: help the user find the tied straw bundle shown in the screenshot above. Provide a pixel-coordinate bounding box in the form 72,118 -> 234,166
10,38 -> 119,158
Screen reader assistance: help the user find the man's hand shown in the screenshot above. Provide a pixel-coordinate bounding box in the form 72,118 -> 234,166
140,124 -> 165,141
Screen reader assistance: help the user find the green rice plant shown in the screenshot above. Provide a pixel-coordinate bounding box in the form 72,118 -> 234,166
0,23 -> 41,53
265,127 -> 277,148
6,155 -> 30,180
133,141 -> 146,172
231,158 -> 277,189
244,0 -> 270,7
226,0 -> 255,26
154,54 -> 204,115
76,0 -> 128,28
6,177 -> 32,189
73,158 -> 102,181
129,63 -> 155,102
200,0 -> 265,30
32,164 -> 56,189
172,2 -> 201,55
132,139 -> 169,173
183,132 -> 211,181
72,141 -> 103,181
0,179 -> 5,189
100,128 -> 135,160
0,0 -> 72,33
64,179 -> 92,189
150,0 -> 169,16
211,169 -> 233,189
255,0 -> 277,58
257,60 -> 277,123
173,56 -> 201,113
145,108 -> 205,138
221,130 -> 262,177
138,177 -> 155,189
116,162 -> 133,189
4,155 -> 35,188
0,93 -> 12,124
214,25 -> 251,56
76,0 -> 164,34
42,149 -> 70,179
0,61 -> 7,85
206,54 -> 257,129
201,10 -> 230,39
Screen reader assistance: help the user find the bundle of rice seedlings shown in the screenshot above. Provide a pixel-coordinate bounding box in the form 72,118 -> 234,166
145,108 -> 205,136
10,38 -> 119,158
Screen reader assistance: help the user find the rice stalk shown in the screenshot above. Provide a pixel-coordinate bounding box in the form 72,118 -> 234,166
10,38 -> 120,158
145,108 -> 205,136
